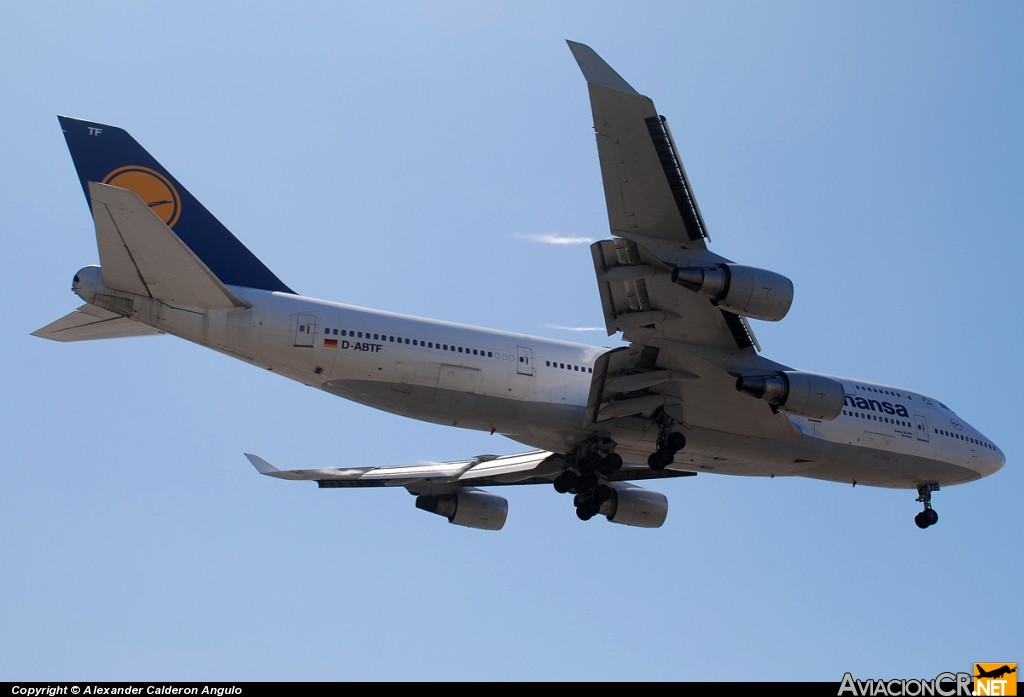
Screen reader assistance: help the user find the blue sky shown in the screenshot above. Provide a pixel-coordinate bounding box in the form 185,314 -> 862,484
2,0 -> 1021,682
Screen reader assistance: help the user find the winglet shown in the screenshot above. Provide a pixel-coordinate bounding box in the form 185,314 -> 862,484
566,40 -> 639,95
245,453 -> 280,475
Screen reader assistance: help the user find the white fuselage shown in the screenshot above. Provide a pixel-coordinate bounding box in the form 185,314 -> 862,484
85,274 -> 1004,490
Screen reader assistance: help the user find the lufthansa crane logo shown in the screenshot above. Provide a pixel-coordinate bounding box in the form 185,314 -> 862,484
103,166 -> 181,228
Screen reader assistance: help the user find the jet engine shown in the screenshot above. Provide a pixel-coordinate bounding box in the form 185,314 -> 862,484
599,483 -> 668,528
415,488 -> 508,531
671,264 -> 794,321
736,370 -> 845,420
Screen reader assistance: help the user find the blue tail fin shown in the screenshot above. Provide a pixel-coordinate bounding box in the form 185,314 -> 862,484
58,115 -> 294,294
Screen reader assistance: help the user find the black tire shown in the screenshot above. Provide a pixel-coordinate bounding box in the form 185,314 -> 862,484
560,470 -> 578,491
659,449 -> 675,466
665,432 -> 686,452
600,453 -> 623,473
576,506 -> 594,521
580,452 -> 602,473
593,484 -> 613,504
577,472 -> 598,492
914,512 -> 930,529
648,451 -> 668,471
553,475 -> 570,494
923,508 -> 939,526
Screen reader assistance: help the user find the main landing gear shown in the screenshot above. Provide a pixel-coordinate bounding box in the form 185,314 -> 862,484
914,483 -> 940,529
552,439 -> 623,521
647,416 -> 686,471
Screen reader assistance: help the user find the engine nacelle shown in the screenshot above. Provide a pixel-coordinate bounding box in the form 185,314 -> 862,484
671,264 -> 794,321
415,488 -> 508,531
599,483 -> 668,528
736,370 -> 845,420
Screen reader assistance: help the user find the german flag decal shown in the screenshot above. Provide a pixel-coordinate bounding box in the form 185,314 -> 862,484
324,338 -> 338,348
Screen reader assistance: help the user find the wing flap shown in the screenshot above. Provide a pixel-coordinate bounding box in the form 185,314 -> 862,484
32,303 -> 162,342
591,239 -> 757,351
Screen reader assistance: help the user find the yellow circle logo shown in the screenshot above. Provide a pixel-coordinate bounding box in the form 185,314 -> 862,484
103,166 -> 181,228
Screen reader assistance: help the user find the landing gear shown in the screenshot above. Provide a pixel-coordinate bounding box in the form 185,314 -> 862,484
552,438 -> 622,521
914,483 -> 940,529
552,470 -> 578,494
648,416 -> 686,472
648,449 -> 673,470
602,453 -> 623,473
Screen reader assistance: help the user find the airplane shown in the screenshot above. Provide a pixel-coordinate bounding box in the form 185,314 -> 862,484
976,666 -> 1016,680
33,41 -> 1004,531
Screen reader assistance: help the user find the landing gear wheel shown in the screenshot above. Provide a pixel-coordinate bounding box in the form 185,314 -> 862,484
593,484 -> 612,504
665,432 -> 686,452
553,474 -> 572,494
914,483 -> 940,529
580,452 -> 602,473
648,449 -> 673,470
575,497 -> 600,521
577,472 -> 598,492
553,470 -> 578,494
600,453 -> 623,474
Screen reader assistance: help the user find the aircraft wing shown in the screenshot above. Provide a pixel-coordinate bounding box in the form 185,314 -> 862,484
246,451 -> 564,493
569,41 -> 760,354
246,450 -> 695,494
568,40 -> 710,248
570,41 -> 796,439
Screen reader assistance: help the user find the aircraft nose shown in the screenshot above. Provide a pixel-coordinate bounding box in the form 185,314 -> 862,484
973,445 -> 1006,479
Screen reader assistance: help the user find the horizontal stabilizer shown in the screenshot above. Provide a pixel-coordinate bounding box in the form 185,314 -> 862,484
89,182 -> 248,310
32,304 -> 162,342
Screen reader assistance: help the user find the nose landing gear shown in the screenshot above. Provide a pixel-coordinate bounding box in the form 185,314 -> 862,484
914,483 -> 940,529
